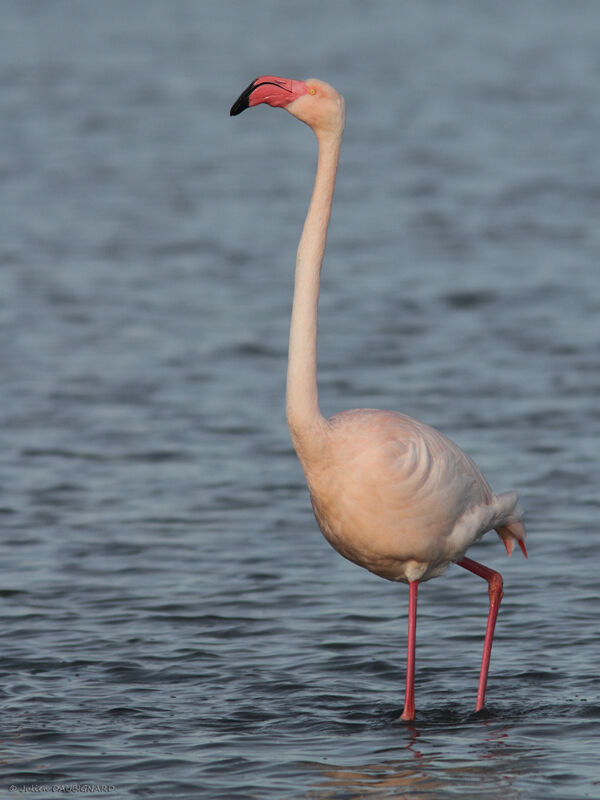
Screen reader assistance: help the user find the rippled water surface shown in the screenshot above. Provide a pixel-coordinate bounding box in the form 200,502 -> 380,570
1,1 -> 599,797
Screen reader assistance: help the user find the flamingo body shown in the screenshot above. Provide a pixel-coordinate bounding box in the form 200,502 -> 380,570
303,408 -> 524,584
230,75 -> 527,719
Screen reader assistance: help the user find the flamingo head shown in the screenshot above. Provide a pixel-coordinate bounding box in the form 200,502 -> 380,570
230,75 -> 345,136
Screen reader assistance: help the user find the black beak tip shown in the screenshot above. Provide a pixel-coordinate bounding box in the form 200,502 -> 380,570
229,97 -> 248,116
229,79 -> 257,116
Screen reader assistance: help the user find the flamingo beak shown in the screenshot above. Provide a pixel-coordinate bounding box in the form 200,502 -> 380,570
229,79 -> 258,116
230,75 -> 308,116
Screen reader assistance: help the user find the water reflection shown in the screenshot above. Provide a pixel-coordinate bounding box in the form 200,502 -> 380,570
303,720 -> 525,799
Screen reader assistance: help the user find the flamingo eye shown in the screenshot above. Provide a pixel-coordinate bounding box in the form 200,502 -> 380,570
308,87 -> 316,95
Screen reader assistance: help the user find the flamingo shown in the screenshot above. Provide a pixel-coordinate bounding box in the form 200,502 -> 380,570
230,76 -> 527,721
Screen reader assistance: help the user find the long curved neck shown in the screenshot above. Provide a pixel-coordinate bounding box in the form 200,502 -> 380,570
286,129 -> 342,458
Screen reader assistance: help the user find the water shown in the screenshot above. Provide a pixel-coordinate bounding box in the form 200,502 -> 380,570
1,1 -> 599,797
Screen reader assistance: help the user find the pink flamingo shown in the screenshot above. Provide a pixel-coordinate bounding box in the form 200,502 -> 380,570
230,76 -> 527,721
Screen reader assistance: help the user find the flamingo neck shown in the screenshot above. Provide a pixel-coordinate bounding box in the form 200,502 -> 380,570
286,129 -> 342,460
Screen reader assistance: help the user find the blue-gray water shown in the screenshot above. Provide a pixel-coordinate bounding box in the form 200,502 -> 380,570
1,1 -> 599,797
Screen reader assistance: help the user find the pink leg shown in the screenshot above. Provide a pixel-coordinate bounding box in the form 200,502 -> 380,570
400,580 -> 418,721
457,556 -> 504,712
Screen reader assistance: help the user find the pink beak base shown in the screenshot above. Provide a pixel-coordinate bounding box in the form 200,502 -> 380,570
230,75 -> 308,116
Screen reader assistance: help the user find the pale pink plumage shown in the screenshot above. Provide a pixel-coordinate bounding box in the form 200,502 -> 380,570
231,76 -> 527,720
304,408 -> 525,584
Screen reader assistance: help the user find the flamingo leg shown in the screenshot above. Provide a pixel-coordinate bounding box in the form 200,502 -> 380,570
400,580 -> 418,721
457,556 -> 504,712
